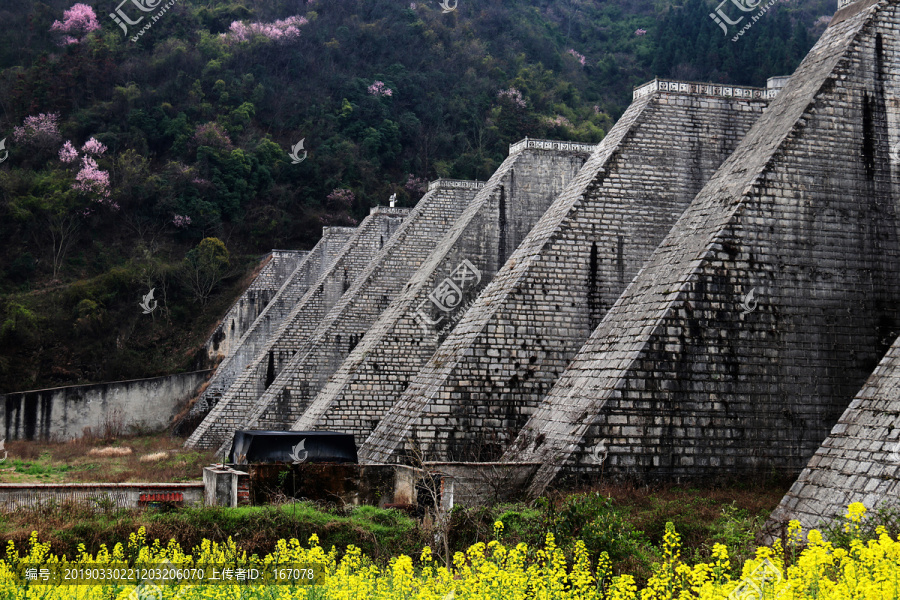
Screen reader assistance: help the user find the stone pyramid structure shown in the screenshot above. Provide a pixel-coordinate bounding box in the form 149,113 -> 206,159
766,334 -> 900,534
187,208 -> 407,448
190,225 -> 356,417
504,0 -> 900,496
361,79 -> 773,464
202,249 -> 307,364
187,183 -> 481,450
281,141 -> 594,444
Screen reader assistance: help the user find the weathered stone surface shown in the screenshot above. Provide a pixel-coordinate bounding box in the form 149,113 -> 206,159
189,227 -> 355,419
218,181 -> 484,455
361,79 -> 769,464
187,210 -> 406,449
202,250 -> 307,364
506,0 -> 900,494
288,141 -> 594,442
765,335 -> 900,536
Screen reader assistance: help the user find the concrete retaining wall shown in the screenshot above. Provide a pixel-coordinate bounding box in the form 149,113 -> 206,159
3,370 -> 211,440
0,483 -> 204,510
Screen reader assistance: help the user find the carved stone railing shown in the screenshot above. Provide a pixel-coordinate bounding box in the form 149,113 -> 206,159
508,138 -> 599,155
633,78 -> 776,101
427,179 -> 487,192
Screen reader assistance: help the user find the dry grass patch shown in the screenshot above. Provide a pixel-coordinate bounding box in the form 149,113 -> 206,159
139,451 -> 171,463
88,446 -> 133,457
0,434 -> 215,484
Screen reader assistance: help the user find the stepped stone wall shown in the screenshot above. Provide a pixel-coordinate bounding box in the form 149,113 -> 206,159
506,0 -> 900,494
203,249 -> 307,363
187,208 -> 408,449
766,333 -> 900,536
219,181 -> 484,455
361,80 -> 770,464
189,226 -> 356,417
288,142 -> 595,443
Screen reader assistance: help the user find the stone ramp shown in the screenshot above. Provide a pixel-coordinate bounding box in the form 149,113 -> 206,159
203,249 -> 307,364
361,79 -> 772,464
506,0 -> 900,495
186,209 -> 407,449
765,333 -> 900,537
289,140 -> 596,443
217,180 -> 484,455
188,226 -> 355,418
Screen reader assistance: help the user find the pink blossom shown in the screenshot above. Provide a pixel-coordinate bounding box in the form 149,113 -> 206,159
13,113 -> 61,145
404,174 -> 427,194
13,113 -> 62,153
326,188 -> 355,209
635,28 -> 647,36
173,215 -> 192,228
59,141 -> 79,163
81,137 -> 107,156
497,88 -> 526,108
567,49 -> 587,67
368,81 -> 393,97
50,3 -> 100,45
73,156 -> 111,200
191,122 -> 233,151
221,15 -> 308,43
546,115 -> 572,128
410,2 -> 417,8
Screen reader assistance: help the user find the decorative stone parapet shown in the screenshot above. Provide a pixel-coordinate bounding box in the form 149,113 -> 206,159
508,138 -> 598,155
633,78 -> 775,101
427,179 -> 487,192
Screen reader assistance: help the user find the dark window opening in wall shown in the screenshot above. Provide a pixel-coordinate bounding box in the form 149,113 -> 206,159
265,351 -> 275,389
588,242 -> 602,330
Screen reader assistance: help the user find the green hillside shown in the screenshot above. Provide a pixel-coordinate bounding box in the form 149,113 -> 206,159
0,0 -> 830,392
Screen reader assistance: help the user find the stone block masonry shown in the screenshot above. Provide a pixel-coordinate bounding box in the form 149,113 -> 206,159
288,140 -> 594,443
361,79 -> 770,464
187,208 -> 408,449
765,334 -> 900,538
188,226 -> 356,418
214,181 -> 484,456
202,249 -> 307,364
507,0 -> 900,494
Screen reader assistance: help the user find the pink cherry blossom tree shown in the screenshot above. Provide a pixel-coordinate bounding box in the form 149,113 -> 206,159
59,141 -> 79,164
73,156 -> 118,210
567,49 -> 587,67
368,81 -> 394,97
13,113 -> 62,154
81,137 -> 107,156
50,3 -> 101,45
221,16 -> 308,43
497,88 -> 526,108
